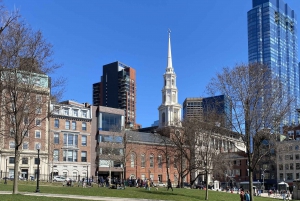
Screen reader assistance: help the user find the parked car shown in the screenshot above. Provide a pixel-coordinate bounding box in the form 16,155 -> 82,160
154,182 -> 166,187
53,176 -> 66,182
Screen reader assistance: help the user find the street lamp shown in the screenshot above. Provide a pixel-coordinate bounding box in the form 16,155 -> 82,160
261,168 -> 266,192
4,158 -> 7,184
35,144 -> 41,193
87,164 -> 89,186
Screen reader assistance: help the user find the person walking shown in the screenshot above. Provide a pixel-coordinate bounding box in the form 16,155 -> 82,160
147,179 -> 151,191
239,190 -> 245,201
167,179 -> 173,191
245,191 -> 250,201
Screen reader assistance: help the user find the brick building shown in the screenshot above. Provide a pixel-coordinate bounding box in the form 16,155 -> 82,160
125,131 -> 188,186
0,70 -> 50,180
49,100 -> 92,181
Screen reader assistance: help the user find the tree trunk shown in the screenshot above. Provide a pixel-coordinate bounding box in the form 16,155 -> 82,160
13,147 -> 20,194
205,170 -> 208,200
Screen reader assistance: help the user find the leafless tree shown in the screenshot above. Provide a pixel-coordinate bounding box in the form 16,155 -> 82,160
207,63 -> 293,201
0,3 -> 63,194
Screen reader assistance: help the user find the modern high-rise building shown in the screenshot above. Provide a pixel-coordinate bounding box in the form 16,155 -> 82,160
93,61 -> 137,128
248,0 -> 299,125
183,95 -> 232,128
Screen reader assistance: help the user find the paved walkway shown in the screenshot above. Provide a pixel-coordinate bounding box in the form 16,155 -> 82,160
0,191 -> 167,201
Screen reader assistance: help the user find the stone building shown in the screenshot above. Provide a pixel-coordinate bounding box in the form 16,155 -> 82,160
49,100 -> 92,181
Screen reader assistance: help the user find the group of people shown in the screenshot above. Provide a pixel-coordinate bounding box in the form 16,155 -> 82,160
239,189 -> 251,201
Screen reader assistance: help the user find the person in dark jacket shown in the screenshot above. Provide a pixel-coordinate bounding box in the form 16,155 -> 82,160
167,179 -> 173,191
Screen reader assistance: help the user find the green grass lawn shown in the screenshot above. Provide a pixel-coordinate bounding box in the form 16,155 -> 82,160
0,181 -> 286,201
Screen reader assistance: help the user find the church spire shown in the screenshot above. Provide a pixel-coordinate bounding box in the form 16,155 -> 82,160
167,29 -> 173,69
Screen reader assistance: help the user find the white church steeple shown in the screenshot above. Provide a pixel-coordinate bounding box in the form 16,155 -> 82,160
158,30 -> 182,127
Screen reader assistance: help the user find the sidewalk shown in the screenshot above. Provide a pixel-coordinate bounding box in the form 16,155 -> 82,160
0,191 -> 168,201
259,192 -> 292,200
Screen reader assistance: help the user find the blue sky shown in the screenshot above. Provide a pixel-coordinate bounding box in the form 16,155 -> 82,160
3,0 -> 300,127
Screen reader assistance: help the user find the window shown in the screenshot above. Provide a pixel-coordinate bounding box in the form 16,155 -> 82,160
9,141 -> 15,149
63,133 -> 78,147
99,112 -> 122,131
82,111 -> 87,118
279,164 -> 283,170
81,151 -> 87,162
23,142 -> 28,150
296,154 -> 300,160
82,122 -> 87,131
158,155 -> 162,168
22,157 -> 28,164
296,163 -> 300,170
290,163 -> 294,170
9,157 -> 15,164
72,121 -> 76,130
279,173 -> 283,181
141,154 -> 145,168
296,145 -> 299,150
53,149 -> 59,161
73,110 -> 78,117
285,164 -> 289,170
150,155 -> 154,168
36,118 -> 41,126
22,130 -> 29,137
35,130 -> 41,138
54,119 -> 59,128
34,158 -> 40,165
65,121 -> 70,129
54,133 -> 59,144
130,153 -> 135,167
23,116 -> 29,125
36,107 -> 42,114
64,109 -> 69,116
36,95 -> 42,102
63,150 -> 78,162
10,128 -> 15,137
81,135 -> 87,146
286,173 -> 293,180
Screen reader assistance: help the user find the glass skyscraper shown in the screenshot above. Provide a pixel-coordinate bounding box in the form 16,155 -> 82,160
248,0 -> 299,125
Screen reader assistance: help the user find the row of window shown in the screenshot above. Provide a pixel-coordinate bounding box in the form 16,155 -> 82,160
279,173 -> 299,181
53,150 -> 87,162
53,108 -> 88,118
54,119 -> 87,131
9,156 -> 40,164
279,154 -> 300,160
54,133 -> 87,147
10,130 -> 42,138
10,139 -> 42,150
278,163 -> 300,170
130,154 -> 186,169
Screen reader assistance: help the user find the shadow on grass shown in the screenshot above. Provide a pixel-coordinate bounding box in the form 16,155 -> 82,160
143,189 -> 204,200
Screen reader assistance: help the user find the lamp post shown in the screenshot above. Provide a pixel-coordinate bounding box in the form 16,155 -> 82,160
87,164 -> 89,186
4,158 -> 7,184
261,168 -> 265,192
35,144 -> 41,193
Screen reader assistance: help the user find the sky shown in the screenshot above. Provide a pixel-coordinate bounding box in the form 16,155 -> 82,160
3,0 -> 300,128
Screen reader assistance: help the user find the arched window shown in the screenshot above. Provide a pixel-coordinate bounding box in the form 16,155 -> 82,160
162,112 -> 165,124
150,154 -> 154,168
130,153 -> 135,168
141,154 -> 145,167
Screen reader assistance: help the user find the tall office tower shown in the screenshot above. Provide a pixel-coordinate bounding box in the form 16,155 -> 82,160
158,31 -> 182,127
248,0 -> 299,125
183,95 -> 232,128
93,61 -> 136,128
